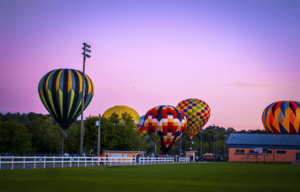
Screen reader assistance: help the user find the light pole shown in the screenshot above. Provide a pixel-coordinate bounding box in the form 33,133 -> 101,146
199,130 -> 204,157
80,42 -> 91,156
95,117 -> 115,157
180,134 -> 182,156
213,124 -> 215,155
96,114 -> 101,157
62,131 -> 67,153
223,134 -> 228,156
216,135 -> 219,155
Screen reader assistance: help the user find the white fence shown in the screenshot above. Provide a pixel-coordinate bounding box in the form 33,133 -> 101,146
0,156 -> 190,170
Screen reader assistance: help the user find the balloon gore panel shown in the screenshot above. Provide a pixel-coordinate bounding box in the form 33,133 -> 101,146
38,69 -> 94,130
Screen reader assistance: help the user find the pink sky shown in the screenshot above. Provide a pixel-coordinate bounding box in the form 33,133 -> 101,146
1,0 -> 300,131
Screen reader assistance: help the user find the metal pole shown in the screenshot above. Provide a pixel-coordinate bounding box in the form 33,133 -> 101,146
214,126 -> 215,155
154,125 -> 157,154
80,44 -> 86,156
216,137 -> 218,156
200,131 -> 202,156
180,134 -> 181,156
62,131 -> 64,153
224,138 -> 225,156
97,114 -> 101,157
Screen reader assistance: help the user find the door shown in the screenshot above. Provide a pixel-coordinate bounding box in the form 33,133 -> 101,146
296,153 -> 300,161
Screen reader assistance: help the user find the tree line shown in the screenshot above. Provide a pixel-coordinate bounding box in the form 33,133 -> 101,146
0,112 -> 266,156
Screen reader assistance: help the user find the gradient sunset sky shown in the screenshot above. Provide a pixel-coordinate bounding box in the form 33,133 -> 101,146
1,0 -> 299,130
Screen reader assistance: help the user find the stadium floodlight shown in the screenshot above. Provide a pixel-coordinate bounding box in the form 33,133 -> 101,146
82,48 -> 91,53
80,42 -> 91,156
82,42 -> 91,48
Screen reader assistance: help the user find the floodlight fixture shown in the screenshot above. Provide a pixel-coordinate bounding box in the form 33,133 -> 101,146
82,48 -> 91,53
82,42 -> 91,48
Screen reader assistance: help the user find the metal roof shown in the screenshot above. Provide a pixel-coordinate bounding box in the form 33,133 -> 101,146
226,133 -> 300,146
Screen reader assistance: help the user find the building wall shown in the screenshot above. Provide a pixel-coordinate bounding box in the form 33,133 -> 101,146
186,152 -> 195,162
103,151 -> 144,158
228,146 -> 300,162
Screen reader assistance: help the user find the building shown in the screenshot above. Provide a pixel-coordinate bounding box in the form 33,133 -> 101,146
226,134 -> 300,162
103,150 -> 145,158
185,150 -> 197,162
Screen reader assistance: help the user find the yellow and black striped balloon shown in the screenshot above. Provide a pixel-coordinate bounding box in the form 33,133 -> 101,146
38,69 -> 94,130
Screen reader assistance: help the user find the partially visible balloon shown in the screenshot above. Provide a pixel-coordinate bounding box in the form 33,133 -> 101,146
177,98 -> 211,140
138,124 -> 147,136
103,105 -> 140,128
38,69 -> 94,130
262,100 -> 300,134
138,115 -> 147,136
144,105 -> 186,154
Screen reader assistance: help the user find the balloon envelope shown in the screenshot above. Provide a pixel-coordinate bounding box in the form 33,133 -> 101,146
103,105 -> 140,127
262,100 -> 300,134
144,105 -> 186,154
138,115 -> 147,136
38,69 -> 94,130
177,98 -> 211,140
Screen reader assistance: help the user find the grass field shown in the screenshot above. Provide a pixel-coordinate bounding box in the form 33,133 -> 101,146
0,163 -> 299,192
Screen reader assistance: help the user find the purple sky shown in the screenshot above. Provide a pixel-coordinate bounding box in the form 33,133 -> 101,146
1,0 -> 300,130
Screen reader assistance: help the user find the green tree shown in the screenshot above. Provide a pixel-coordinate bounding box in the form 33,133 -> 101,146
27,118 -> 62,154
0,121 -> 31,155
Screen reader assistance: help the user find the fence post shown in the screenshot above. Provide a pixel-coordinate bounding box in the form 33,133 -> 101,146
23,157 -> 25,169
70,157 -> 72,167
0,156 -> 1,170
78,157 -> 80,167
44,156 -> 46,168
85,157 -> 87,167
12,156 -> 14,170
34,156 -> 36,169
53,157 -> 55,168
62,157 -> 64,168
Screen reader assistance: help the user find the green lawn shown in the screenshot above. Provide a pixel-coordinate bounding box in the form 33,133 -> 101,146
0,163 -> 299,192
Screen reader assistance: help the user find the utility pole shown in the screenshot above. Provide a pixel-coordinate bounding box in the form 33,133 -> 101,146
213,124 -> 215,155
180,133 -> 182,156
199,130 -> 204,156
97,114 -> 101,157
154,125 -> 157,154
223,134 -> 228,156
80,42 -> 91,156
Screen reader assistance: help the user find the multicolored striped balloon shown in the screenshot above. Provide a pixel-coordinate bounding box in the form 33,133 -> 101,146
262,101 -> 300,134
38,69 -> 94,130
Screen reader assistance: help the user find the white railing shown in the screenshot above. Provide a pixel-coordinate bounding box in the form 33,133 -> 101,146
0,156 -> 190,170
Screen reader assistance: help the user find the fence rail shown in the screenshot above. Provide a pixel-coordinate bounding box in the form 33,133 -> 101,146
0,156 -> 190,170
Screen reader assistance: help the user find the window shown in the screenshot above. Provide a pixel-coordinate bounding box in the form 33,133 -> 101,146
249,150 -> 254,153
268,150 -> 272,154
236,150 -> 245,153
276,151 -> 286,154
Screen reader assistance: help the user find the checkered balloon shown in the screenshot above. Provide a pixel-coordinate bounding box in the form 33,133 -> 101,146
144,105 -> 187,154
177,98 -> 211,140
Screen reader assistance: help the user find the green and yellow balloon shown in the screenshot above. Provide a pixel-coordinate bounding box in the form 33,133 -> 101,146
38,69 -> 94,130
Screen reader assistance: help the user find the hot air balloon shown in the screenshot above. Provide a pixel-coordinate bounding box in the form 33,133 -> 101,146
38,69 -> 94,130
177,98 -> 211,140
103,105 -> 140,128
144,105 -> 186,154
262,100 -> 300,134
138,115 -> 147,136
